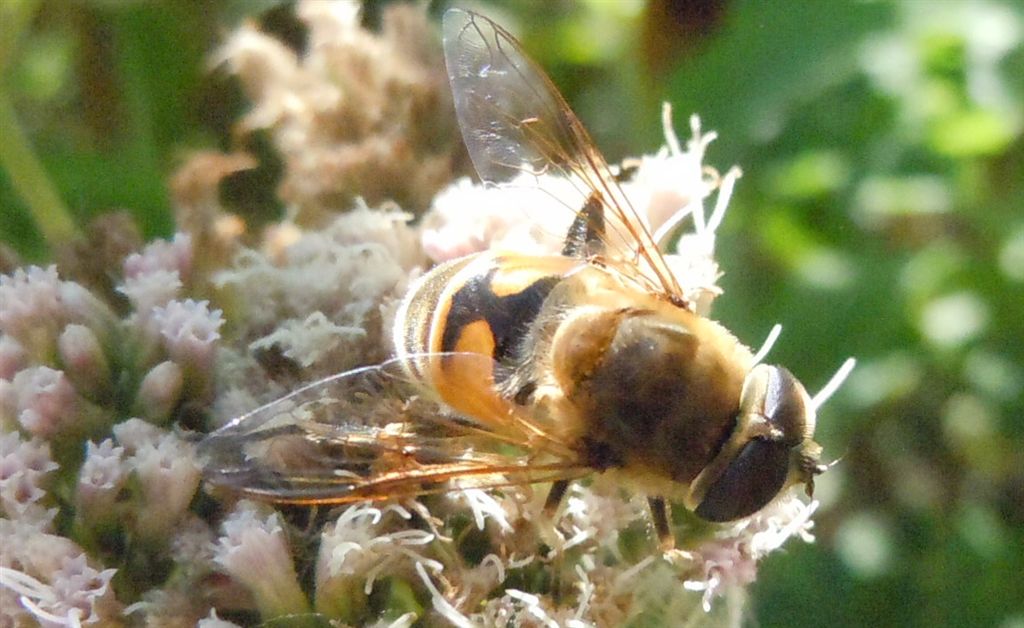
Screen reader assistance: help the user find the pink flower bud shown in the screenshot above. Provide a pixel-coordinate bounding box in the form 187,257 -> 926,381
0,334 -> 28,380
151,299 -> 223,402
57,325 -> 111,399
56,280 -> 118,343
133,360 -> 184,424
0,471 -> 48,519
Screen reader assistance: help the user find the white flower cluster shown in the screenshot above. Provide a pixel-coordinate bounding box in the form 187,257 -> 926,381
211,205 -> 422,393
213,0 -> 460,219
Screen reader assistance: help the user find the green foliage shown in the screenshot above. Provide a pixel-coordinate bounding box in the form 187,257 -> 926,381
0,0 -> 258,259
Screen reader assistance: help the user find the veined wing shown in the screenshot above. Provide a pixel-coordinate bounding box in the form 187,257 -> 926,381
199,355 -> 589,505
442,9 -> 683,300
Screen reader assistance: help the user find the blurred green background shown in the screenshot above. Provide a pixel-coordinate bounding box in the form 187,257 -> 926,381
2,0 -> 1022,626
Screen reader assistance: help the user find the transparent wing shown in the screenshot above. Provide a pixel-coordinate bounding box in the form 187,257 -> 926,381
443,8 -> 683,299
199,355 -> 589,504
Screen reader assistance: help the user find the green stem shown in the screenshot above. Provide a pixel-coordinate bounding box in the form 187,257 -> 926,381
0,0 -> 80,249
0,94 -> 79,246
0,0 -> 38,78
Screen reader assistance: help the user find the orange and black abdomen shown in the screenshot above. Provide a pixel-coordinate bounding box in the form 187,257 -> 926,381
393,253 -> 578,423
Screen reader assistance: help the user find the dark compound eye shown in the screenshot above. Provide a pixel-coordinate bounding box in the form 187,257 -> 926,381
762,366 -> 809,447
694,437 -> 790,522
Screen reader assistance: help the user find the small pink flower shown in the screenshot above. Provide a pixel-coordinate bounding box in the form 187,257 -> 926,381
0,470 -> 48,518
128,431 -> 202,540
0,433 -> 58,522
111,420 -> 203,540
0,524 -> 120,627
0,431 -> 58,478
152,299 -> 224,376
1,553 -> 121,627
10,367 -> 80,439
111,417 -> 163,453
314,503 -> 437,619
120,269 -> 184,313
212,501 -> 310,619
75,439 -> 128,522
123,233 -> 193,282
0,266 -> 63,359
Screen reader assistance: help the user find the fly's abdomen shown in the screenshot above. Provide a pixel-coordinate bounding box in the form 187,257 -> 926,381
392,254 -> 474,383
393,253 -> 577,423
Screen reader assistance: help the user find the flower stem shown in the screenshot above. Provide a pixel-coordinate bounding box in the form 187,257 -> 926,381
0,0 -> 81,249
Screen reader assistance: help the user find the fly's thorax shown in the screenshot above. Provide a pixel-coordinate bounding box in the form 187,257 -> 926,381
546,286 -> 755,484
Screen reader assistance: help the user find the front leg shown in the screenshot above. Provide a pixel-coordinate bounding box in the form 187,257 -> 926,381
561,193 -> 606,258
543,479 -> 571,516
648,496 -> 675,551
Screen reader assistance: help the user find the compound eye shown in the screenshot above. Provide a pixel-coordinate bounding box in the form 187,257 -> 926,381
693,438 -> 789,522
741,364 -> 812,446
763,366 -> 811,446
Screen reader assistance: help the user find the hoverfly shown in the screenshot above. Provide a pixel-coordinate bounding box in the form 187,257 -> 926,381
200,8 -> 836,549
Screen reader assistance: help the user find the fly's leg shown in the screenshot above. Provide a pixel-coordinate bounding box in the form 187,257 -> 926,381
648,496 -> 675,551
561,194 -> 606,258
543,479 -> 571,516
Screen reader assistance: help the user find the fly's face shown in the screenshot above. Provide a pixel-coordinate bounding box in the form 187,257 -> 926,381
690,364 -> 825,522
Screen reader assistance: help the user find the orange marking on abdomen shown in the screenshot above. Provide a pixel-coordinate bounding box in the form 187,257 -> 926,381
432,320 -> 518,433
